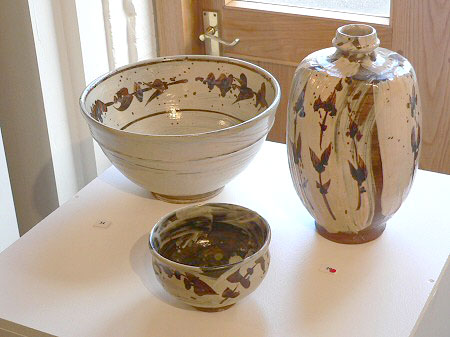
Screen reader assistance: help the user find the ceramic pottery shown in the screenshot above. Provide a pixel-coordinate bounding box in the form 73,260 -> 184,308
80,56 -> 280,203
149,203 -> 271,311
287,24 -> 422,244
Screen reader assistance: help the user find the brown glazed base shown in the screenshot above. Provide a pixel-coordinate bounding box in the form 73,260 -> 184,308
152,187 -> 224,204
192,304 -> 235,312
315,222 -> 386,244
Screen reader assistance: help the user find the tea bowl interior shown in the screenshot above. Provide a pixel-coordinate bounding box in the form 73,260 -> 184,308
150,203 -> 269,267
149,203 -> 271,311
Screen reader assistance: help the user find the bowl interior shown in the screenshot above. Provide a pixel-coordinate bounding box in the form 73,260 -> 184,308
150,203 -> 270,268
81,56 -> 277,136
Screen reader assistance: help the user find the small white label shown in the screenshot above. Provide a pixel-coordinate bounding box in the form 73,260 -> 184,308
93,219 -> 112,229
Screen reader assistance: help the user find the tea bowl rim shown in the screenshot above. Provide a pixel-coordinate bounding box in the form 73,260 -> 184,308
79,55 -> 281,138
148,202 -> 271,272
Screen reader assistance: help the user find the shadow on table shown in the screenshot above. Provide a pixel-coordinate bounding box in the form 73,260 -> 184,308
98,168 -> 154,199
95,295 -> 269,337
129,233 -> 193,310
128,234 -> 270,336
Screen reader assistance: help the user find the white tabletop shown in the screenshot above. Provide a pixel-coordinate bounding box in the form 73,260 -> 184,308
0,141 -> 449,337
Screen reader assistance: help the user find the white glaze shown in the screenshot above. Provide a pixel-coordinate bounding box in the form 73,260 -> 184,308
80,56 -> 280,201
287,25 -> 422,237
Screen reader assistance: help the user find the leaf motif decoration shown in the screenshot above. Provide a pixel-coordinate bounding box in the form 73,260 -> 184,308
321,179 -> 331,194
226,269 -> 243,283
309,148 -> 324,173
357,155 -> 367,179
222,287 -> 240,299
410,86 -> 417,117
255,82 -> 268,110
146,90 -> 162,106
184,272 -> 218,296
134,82 -> 143,102
183,278 -> 191,290
346,117 -> 362,140
293,133 -> 302,165
216,73 -> 234,97
226,269 -> 251,289
310,144 -> 332,173
116,88 -> 129,97
114,88 -> 134,111
411,126 -> 421,160
234,87 -> 254,103
316,179 -> 331,195
237,73 -> 247,87
92,77 -> 187,114
204,73 -> 216,90
326,91 -> 337,116
145,79 -> 169,106
349,161 -> 358,182
348,156 -> 367,186
90,100 -> 107,122
255,256 -> 266,273
294,86 -> 306,117
321,143 -> 332,166
313,91 -> 337,116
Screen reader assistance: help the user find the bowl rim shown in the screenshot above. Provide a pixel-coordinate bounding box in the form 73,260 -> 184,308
148,202 -> 271,271
79,55 -> 281,138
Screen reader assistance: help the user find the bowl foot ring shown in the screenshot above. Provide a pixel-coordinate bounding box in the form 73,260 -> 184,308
192,304 -> 235,312
315,221 -> 386,244
152,187 -> 224,204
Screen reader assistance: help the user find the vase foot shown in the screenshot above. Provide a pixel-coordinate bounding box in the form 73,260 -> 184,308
315,222 -> 386,244
192,304 -> 234,312
152,187 -> 224,204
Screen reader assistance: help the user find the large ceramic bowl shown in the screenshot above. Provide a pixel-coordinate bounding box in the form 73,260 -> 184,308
149,203 -> 271,311
80,55 -> 280,203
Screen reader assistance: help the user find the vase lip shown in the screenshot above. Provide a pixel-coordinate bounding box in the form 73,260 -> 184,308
332,24 -> 380,54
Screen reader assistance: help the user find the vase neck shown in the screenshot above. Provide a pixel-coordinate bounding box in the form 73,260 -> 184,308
332,24 -> 379,55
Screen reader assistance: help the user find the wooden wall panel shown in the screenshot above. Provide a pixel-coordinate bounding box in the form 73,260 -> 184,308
222,6 -> 392,66
154,0 -> 203,56
392,0 -> 450,173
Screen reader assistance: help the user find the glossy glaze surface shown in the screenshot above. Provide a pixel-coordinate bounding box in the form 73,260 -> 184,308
80,56 -> 280,202
149,203 -> 270,310
287,25 -> 422,243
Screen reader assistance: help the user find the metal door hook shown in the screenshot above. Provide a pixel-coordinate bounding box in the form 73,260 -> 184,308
200,11 -> 239,56
199,26 -> 240,47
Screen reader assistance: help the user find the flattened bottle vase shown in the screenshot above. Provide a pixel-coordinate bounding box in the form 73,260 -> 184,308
287,24 -> 422,244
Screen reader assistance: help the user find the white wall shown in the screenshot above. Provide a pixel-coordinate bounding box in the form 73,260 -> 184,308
0,0 -> 60,235
0,128 -> 19,252
28,0 -> 99,204
75,0 -> 114,175
0,0 -> 157,235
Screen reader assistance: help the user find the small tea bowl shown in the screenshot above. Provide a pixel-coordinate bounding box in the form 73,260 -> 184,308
149,203 -> 271,312
79,55 -> 280,203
